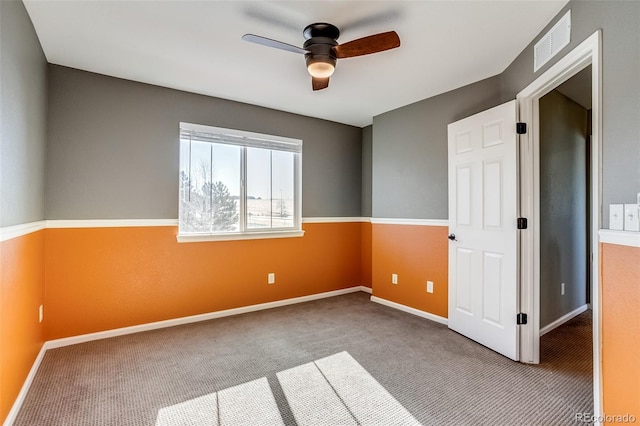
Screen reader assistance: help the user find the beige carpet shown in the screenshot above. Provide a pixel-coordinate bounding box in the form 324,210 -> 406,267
14,292 -> 592,425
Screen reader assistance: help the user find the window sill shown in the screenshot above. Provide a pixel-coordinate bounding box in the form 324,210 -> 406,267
176,229 -> 305,243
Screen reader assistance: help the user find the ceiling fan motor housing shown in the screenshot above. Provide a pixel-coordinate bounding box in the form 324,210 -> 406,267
303,23 -> 339,70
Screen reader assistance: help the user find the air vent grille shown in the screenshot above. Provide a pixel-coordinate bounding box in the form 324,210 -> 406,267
534,10 -> 571,72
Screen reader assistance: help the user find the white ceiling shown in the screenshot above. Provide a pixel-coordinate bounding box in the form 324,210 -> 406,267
24,1 -> 567,127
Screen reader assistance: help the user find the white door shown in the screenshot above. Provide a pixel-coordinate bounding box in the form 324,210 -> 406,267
447,100 -> 519,360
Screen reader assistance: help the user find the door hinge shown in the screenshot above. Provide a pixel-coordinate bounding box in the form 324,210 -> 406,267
516,122 -> 527,134
517,217 -> 528,229
517,313 -> 528,325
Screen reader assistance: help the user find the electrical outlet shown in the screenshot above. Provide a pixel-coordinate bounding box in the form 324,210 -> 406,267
427,281 -> 434,293
391,274 -> 398,284
561,282 -> 565,296
267,273 -> 275,284
39,305 -> 43,323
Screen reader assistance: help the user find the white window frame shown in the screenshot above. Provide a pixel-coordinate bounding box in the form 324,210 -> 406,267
177,122 -> 303,243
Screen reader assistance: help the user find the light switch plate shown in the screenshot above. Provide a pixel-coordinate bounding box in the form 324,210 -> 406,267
610,204 -> 624,230
624,204 -> 640,232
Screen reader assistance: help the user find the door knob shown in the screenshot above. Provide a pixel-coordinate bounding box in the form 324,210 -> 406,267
448,233 -> 457,241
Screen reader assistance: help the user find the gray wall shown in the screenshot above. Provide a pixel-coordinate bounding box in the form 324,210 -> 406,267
501,0 -> 640,227
539,90 -> 588,327
361,125 -> 372,217
369,0 -> 639,224
371,76 -> 501,219
46,66 -> 362,219
0,0 -> 47,227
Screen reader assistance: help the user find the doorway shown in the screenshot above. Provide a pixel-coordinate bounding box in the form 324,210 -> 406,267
538,64 -> 593,414
538,65 -> 592,335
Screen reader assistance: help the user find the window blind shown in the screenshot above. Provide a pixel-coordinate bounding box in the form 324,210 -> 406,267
180,123 -> 302,153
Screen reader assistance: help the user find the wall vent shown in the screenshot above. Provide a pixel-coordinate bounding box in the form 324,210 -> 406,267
534,10 -> 571,72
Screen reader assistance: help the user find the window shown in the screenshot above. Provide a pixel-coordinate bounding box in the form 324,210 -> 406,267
178,122 -> 303,242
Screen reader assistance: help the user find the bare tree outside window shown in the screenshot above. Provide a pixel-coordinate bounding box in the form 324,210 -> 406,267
179,157 -> 240,233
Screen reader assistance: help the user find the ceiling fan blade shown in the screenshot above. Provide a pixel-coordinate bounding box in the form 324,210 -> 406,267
312,77 -> 330,91
334,31 -> 400,59
242,34 -> 308,55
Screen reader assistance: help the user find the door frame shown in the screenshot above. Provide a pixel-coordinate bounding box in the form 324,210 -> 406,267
517,30 -> 602,416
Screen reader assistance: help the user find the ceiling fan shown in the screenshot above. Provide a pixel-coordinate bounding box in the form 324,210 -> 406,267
242,23 -> 400,91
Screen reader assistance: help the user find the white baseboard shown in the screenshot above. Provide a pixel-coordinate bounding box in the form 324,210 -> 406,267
370,296 -> 448,325
3,344 -> 47,426
360,286 -> 372,294
540,304 -> 589,336
45,286 -> 369,349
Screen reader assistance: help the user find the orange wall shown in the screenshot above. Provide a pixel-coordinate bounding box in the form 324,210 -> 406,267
0,231 -> 45,423
371,224 -> 448,318
44,222 -> 363,340
10,222 -> 638,424
601,243 -> 640,421
361,221 -> 372,287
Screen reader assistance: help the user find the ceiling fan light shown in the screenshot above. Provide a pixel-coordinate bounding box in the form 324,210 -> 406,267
307,62 -> 335,78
